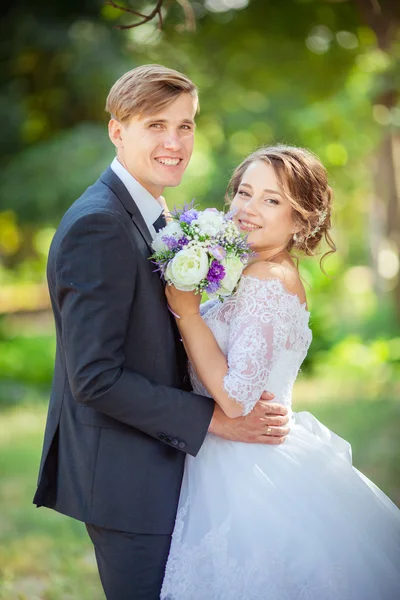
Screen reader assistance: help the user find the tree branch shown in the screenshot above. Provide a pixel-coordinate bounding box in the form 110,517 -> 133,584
353,0 -> 400,50
105,0 -> 165,30
105,0 -> 147,19
105,0 -> 196,31
175,0 -> 196,32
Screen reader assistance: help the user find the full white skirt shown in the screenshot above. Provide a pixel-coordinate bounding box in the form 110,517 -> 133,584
161,411 -> 400,600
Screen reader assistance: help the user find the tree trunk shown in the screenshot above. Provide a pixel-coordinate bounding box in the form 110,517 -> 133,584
355,0 -> 400,324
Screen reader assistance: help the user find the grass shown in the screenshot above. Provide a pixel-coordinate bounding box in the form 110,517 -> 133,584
0,391 -> 399,599
0,404 -> 103,600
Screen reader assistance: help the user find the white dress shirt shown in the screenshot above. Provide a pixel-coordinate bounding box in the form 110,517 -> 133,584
110,157 -> 163,239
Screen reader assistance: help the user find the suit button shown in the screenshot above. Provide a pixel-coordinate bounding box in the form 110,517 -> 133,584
165,436 -> 172,443
178,441 -> 186,449
158,433 -> 166,440
171,438 -> 179,446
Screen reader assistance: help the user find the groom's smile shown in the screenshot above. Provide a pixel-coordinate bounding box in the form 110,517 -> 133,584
155,157 -> 182,166
109,92 -> 197,199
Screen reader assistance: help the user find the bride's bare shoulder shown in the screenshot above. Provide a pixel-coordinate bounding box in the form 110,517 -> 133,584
242,260 -> 306,304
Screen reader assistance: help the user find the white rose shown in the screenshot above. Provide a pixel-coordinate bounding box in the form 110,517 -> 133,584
219,255 -> 244,296
165,246 -> 209,291
193,210 -> 225,237
152,233 -> 168,253
162,221 -> 184,239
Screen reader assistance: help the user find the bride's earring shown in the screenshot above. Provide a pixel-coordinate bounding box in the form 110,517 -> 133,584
293,232 -> 298,243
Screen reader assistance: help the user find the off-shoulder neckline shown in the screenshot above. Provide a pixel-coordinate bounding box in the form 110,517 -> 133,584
240,275 -> 310,315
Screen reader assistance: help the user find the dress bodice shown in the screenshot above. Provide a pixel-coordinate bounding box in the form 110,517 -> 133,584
189,275 -> 312,413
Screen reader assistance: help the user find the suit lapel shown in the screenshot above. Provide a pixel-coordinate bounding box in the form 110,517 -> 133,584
99,168 -> 185,379
99,167 -> 153,253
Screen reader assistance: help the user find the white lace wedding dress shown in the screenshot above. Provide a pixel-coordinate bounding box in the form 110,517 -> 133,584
161,276 -> 400,600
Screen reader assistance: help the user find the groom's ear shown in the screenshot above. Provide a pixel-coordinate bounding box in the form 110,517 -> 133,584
108,118 -> 124,149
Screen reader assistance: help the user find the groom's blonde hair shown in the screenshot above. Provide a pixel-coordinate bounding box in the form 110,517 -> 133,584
105,64 -> 199,122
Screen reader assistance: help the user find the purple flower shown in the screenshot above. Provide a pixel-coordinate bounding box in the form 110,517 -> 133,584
207,260 -> 226,284
224,207 -> 238,221
161,235 -> 189,251
161,235 -> 180,251
210,245 -> 226,261
180,209 -> 199,224
205,280 -> 220,295
170,199 -> 197,219
177,236 -> 189,249
152,261 -> 167,278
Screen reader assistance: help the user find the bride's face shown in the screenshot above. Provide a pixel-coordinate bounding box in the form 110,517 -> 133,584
231,160 -> 297,254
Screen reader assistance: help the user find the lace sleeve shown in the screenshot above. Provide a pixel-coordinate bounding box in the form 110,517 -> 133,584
223,276 -> 294,415
200,298 -> 219,318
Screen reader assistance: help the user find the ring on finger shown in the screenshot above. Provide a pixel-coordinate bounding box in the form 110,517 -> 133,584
266,426 -> 272,435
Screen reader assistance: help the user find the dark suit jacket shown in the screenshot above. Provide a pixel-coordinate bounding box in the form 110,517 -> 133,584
33,167 -> 214,534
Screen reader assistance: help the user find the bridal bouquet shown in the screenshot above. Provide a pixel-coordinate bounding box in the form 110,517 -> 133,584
151,203 -> 252,299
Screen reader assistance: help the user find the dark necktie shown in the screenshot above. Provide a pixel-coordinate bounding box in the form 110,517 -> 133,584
153,212 -> 167,232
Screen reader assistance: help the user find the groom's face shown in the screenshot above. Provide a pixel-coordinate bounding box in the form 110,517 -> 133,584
109,93 -> 197,198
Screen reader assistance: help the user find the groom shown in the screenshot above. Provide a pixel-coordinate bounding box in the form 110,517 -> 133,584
33,64 -> 290,599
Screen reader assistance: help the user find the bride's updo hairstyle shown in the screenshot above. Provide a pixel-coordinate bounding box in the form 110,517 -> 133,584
226,145 -> 336,269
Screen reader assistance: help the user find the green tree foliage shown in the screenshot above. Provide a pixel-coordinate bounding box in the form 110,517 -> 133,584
0,0 -> 390,221
0,0 -> 399,382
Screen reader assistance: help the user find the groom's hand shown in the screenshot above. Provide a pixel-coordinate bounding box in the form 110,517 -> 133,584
208,392 -> 290,444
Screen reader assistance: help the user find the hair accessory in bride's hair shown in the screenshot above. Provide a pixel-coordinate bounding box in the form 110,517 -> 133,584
309,208 -> 327,239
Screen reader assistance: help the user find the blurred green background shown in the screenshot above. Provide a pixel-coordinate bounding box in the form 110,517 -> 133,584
0,0 -> 399,598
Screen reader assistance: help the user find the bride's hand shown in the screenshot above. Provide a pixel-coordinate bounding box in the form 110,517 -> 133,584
165,284 -> 201,321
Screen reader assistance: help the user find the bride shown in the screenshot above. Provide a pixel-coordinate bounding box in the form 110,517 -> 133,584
160,145 -> 400,599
